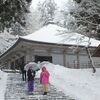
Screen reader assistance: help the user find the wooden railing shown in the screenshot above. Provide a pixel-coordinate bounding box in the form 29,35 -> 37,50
67,62 -> 100,69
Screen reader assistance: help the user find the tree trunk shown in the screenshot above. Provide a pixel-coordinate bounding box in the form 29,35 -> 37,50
86,47 -> 96,73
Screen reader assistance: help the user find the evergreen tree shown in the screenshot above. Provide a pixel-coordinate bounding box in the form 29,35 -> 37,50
74,0 -> 82,3
69,0 -> 100,39
0,0 -> 31,32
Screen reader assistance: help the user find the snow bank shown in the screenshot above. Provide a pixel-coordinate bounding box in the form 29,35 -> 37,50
0,70 -> 8,100
37,62 -> 100,100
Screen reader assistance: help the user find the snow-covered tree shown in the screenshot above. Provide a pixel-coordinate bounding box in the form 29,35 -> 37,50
0,0 -> 31,32
37,0 -> 57,26
0,28 -> 18,54
25,10 -> 42,34
69,0 -> 100,72
0,0 -> 33,54
61,0 -> 97,72
10,22 -> 27,36
68,0 -> 100,39
60,0 -> 77,29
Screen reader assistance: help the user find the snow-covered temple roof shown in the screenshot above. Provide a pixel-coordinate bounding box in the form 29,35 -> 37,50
21,24 -> 100,47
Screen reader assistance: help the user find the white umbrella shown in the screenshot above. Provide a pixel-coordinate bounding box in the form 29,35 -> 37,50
24,62 -> 39,71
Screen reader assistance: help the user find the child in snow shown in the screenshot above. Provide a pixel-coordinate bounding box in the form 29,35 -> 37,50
40,65 -> 50,95
27,66 -> 36,94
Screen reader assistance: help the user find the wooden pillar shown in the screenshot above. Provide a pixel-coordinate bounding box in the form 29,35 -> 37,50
25,49 -> 33,62
63,49 -> 66,67
7,59 -> 11,69
47,48 -> 52,56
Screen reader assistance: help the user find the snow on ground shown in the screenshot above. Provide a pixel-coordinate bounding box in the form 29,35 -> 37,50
0,62 -> 100,100
37,62 -> 100,100
0,70 -> 8,100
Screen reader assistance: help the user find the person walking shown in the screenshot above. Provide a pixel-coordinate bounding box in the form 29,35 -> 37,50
27,66 -> 36,94
19,61 -> 26,81
40,65 -> 50,95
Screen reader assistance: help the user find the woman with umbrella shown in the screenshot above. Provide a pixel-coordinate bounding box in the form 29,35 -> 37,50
27,66 -> 36,94
24,62 -> 39,71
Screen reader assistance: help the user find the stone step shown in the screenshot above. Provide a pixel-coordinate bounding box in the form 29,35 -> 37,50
5,73 -> 75,100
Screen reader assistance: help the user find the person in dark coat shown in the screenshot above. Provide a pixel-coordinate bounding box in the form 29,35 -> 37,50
27,66 -> 36,94
19,62 -> 26,81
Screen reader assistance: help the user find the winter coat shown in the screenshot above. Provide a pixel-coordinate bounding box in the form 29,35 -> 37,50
19,62 -> 26,73
27,69 -> 36,81
40,67 -> 50,84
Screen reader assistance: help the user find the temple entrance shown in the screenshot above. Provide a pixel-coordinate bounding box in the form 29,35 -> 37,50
35,55 -> 52,63
10,56 -> 25,70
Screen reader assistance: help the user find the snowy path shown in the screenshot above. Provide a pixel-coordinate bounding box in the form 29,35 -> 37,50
5,73 -> 75,100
